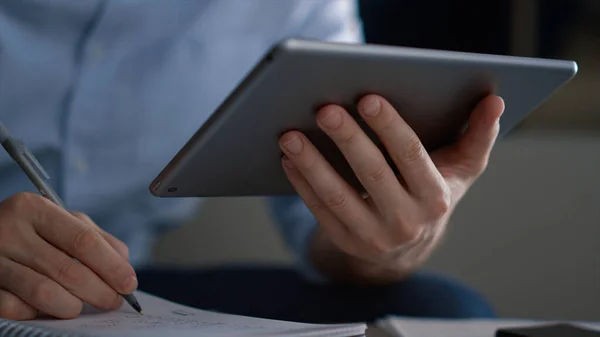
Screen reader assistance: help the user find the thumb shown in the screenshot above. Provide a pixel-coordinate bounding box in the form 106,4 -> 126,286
71,212 -> 130,261
453,94 -> 505,175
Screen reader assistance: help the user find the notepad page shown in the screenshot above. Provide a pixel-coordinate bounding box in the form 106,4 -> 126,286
24,291 -> 365,337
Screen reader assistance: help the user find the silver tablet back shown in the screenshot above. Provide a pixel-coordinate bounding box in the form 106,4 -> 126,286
151,39 -> 577,197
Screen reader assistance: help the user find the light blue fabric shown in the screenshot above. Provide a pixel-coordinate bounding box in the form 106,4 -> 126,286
0,0 -> 363,281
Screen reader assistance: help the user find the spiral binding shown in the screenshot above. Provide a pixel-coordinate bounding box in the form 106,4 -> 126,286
0,319 -> 78,337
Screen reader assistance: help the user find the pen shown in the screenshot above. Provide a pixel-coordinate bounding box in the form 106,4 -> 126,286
0,120 -> 143,315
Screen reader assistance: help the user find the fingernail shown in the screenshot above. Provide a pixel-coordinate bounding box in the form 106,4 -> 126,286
122,275 -> 138,291
282,135 -> 303,154
319,109 -> 342,129
282,156 -> 295,169
360,96 -> 381,117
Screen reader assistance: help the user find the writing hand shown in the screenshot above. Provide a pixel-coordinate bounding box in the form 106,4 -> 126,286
0,193 -> 136,320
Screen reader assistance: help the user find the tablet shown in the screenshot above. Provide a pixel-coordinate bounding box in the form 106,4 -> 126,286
150,39 -> 577,197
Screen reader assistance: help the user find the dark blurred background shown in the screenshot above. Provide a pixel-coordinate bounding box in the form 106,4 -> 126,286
357,0 -> 600,132
153,1 -> 600,321
359,0 -> 574,57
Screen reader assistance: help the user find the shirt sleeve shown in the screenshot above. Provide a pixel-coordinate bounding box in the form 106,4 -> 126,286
265,196 -> 327,282
296,0 -> 365,44
265,0 -> 364,283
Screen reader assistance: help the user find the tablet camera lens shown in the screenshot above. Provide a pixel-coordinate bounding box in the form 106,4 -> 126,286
168,187 -> 178,193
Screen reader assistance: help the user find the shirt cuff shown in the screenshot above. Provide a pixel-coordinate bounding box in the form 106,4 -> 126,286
265,196 -> 330,284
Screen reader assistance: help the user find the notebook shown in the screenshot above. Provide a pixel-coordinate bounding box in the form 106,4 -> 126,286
374,316 -> 600,337
0,291 -> 366,337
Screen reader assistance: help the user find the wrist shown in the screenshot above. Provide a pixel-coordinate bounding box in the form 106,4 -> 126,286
309,227 -> 410,285
309,219 -> 447,285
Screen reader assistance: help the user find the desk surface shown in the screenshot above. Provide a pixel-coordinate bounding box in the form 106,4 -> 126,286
366,326 -> 390,337
368,318 -> 600,337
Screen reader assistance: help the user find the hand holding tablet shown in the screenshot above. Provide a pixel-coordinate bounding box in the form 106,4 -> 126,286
149,39 -> 577,274
275,93 -> 506,272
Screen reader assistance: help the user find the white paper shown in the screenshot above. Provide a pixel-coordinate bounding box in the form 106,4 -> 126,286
375,316 -> 600,337
24,291 -> 365,337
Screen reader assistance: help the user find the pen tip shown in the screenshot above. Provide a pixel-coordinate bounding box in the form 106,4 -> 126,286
139,310 -> 144,315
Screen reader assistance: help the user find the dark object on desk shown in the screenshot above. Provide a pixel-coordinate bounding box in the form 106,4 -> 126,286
496,323 -> 600,337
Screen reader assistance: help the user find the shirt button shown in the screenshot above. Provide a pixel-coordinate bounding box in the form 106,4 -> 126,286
74,156 -> 90,174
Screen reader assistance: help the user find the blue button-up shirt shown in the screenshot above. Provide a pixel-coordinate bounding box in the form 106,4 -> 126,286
0,0 -> 363,280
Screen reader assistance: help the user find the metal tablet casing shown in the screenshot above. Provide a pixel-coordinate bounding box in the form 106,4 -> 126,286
150,39 -> 578,197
